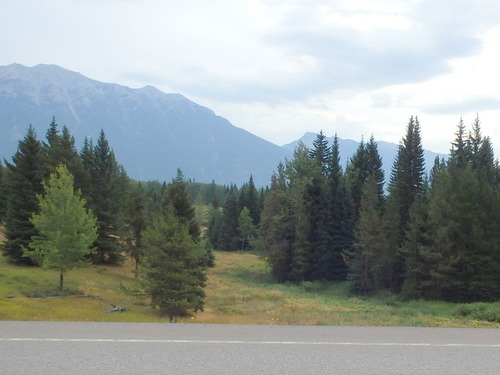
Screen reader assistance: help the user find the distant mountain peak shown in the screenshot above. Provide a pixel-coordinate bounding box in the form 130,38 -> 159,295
0,63 -> 290,186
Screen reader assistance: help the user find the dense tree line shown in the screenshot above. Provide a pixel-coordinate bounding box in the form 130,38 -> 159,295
258,117 -> 499,302
205,175 -> 265,252
0,119 -> 208,319
1,116 -> 498,307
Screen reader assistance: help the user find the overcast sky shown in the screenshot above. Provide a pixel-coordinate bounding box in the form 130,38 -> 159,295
2,0 -> 500,155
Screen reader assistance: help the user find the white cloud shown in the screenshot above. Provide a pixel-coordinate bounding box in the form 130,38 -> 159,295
1,0 -> 499,156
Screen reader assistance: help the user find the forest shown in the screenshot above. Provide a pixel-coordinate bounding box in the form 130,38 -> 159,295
0,115 -> 499,319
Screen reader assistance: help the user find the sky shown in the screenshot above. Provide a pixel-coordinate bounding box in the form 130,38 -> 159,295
1,0 -> 500,156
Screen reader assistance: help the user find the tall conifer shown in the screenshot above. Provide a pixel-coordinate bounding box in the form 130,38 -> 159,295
2,126 -> 45,264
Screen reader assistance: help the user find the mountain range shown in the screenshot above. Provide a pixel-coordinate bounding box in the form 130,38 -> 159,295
0,64 -> 444,186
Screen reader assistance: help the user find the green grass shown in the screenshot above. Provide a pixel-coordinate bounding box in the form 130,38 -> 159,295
0,249 -> 498,327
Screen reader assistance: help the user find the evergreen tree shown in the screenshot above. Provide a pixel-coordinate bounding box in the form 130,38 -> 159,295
142,208 -> 206,322
43,119 -> 90,194
205,206 -> 223,250
0,162 -> 6,223
237,207 -> 257,250
349,175 -> 388,295
324,135 -> 354,281
345,139 -> 368,216
259,166 -> 296,282
308,130 -> 331,174
423,165 -> 500,301
345,136 -> 384,219
305,133 -> 331,280
383,116 -> 425,291
164,169 -> 200,240
286,143 -> 317,281
260,143 -> 317,283
365,135 -> 385,201
449,118 -> 468,169
399,191 -> 431,298
124,182 -> 150,273
218,186 -> 240,251
24,165 -> 97,289
2,126 -> 46,264
87,130 -> 127,264
238,175 -> 261,225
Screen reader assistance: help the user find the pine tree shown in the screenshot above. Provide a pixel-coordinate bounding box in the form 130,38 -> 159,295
309,130 -> 331,174
205,206 -> 223,250
399,191 -> 431,298
237,207 -> 256,249
142,208 -> 206,322
345,136 -> 384,220
43,119 -> 90,194
349,175 -> 388,295
2,126 -> 46,264
305,132 -> 332,280
164,169 -> 200,240
24,165 -> 98,289
324,135 -> 354,281
218,186 -> 240,251
124,182 -> 150,273
365,135 -> 385,201
345,139 -> 368,216
383,116 -> 425,291
260,144 -> 316,283
87,130 -> 127,264
0,162 -> 6,223
238,175 -> 261,225
286,143 -> 316,281
259,167 -> 296,282
449,118 -> 468,169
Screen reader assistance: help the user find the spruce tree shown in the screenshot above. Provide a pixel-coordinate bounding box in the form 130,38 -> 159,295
124,182 -> 150,273
87,130 -> 127,264
142,207 -> 206,322
349,175 -> 388,295
205,206 -> 223,250
218,186 -> 240,251
238,175 -> 261,225
345,139 -> 368,217
305,132 -> 332,280
237,207 -> 256,250
259,166 -> 295,282
2,126 -> 46,264
324,135 -> 354,281
0,162 -> 6,223
164,169 -> 200,240
383,116 -> 425,291
449,118 -> 468,169
24,165 -> 98,289
345,136 -> 384,220
43,119 -> 89,194
286,143 -> 316,281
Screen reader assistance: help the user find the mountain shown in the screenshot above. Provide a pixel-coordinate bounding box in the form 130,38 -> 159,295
0,64 -> 445,188
283,132 -> 446,179
0,63 -> 291,186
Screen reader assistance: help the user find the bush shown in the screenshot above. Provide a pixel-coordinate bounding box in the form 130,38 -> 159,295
456,302 -> 500,323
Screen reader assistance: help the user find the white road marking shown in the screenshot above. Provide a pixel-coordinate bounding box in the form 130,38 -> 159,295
1,338 -> 499,347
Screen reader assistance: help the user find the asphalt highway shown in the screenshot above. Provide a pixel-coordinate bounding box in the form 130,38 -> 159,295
0,321 -> 498,374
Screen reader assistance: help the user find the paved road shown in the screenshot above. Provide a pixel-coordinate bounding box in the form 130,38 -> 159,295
0,321 -> 498,374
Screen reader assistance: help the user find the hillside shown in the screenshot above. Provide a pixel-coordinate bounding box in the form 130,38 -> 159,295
0,64 -> 447,187
0,63 -> 291,186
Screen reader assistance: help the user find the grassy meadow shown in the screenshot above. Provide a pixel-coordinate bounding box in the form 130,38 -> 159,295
0,234 -> 498,327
